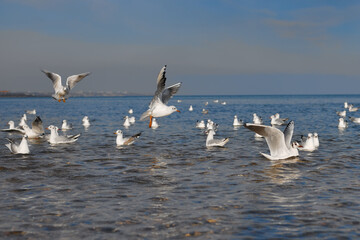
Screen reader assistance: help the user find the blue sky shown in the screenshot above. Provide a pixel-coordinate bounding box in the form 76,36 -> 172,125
1,0 -> 360,95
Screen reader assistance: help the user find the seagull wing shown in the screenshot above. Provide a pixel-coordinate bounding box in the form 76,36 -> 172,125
161,82 -> 182,104
149,65 -> 167,108
123,132 -> 141,145
283,120 -> 294,149
32,116 -> 44,135
244,123 -> 287,157
66,72 -> 91,90
42,70 -> 63,92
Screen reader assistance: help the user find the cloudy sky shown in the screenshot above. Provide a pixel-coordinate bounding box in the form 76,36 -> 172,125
1,0 -> 360,95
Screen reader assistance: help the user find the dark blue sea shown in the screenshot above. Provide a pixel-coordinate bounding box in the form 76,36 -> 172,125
1,95 -> 360,239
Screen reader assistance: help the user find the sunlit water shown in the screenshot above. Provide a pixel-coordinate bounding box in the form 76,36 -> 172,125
1,95 -> 360,239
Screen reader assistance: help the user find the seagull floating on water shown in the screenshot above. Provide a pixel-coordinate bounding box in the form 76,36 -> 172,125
313,133 -> 319,148
82,116 -> 90,127
61,120 -> 72,130
114,130 -> 141,146
123,116 -> 131,127
1,121 -> 25,134
140,65 -> 181,128
5,135 -> 30,154
349,116 -> 360,123
189,105 -> 193,111
26,109 -> 36,115
244,121 -> 300,160
128,109 -> 133,114
270,114 -> 288,126
233,115 -> 242,127
47,125 -> 80,144
41,70 -> 90,102
338,118 -> 348,129
205,129 -> 229,147
336,110 -> 346,118
151,118 -> 159,129
298,133 -> 316,152
196,120 -> 206,129
129,116 -> 136,124
349,105 -> 359,112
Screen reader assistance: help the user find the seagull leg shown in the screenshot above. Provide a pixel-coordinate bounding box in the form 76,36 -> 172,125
58,99 -> 61,102
149,116 -> 153,128
63,99 -> 66,103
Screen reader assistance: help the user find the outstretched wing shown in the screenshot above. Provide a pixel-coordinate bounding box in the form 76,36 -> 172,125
244,123 -> 287,157
283,120 -> 294,149
32,116 -> 44,135
66,72 -> 91,90
149,65 -> 167,108
161,82 -> 182,104
41,70 -> 63,92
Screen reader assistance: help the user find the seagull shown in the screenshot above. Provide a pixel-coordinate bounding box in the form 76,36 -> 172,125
114,130 -> 141,146
205,129 -> 229,147
344,102 -> 349,109
47,125 -> 80,144
204,101 -> 209,106
1,121 -> 25,134
151,118 -> 159,129
233,115 -> 242,127
202,109 -> 209,114
221,101 -> 227,105
189,105 -> 193,111
244,121 -> 300,160
338,118 -> 348,129
82,116 -> 90,127
129,116 -> 136,124
61,120 -> 72,130
348,105 -> 359,112
349,116 -> 360,123
22,116 -> 45,139
298,133 -> 316,152
206,119 -> 218,131
213,100 -> 219,103
336,110 -> 346,117
196,120 -> 206,129
26,109 -> 36,115
128,109 -> 133,114
313,133 -> 319,148
123,116 -> 131,127
270,114 -> 288,126
41,70 -> 90,102
253,113 -> 263,125
5,135 -> 30,154
140,65 -> 181,128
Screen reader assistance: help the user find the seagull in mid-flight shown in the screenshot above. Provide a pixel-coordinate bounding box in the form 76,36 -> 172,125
140,65 -> 182,128
41,70 -> 90,102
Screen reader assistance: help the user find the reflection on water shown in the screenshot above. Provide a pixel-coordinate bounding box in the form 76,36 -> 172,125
1,95 -> 360,238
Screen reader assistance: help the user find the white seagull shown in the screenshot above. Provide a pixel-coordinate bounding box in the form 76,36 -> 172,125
151,118 -> 159,129
349,104 -> 359,112
270,114 -> 288,126
128,109 -> 134,114
41,70 -> 90,102
244,121 -> 300,160
1,121 -> 25,134
189,105 -> 193,111
114,130 -> 141,146
196,120 -> 206,129
140,65 -> 181,128
233,115 -> 242,127
313,133 -> 319,148
5,135 -> 30,154
47,125 -> 80,144
336,110 -> 346,118
338,118 -> 348,129
82,116 -> 90,127
129,116 -> 136,124
123,116 -> 131,127
298,133 -> 316,152
205,129 -> 229,147
22,116 -> 45,139
26,109 -> 36,115
19,114 -> 28,128
349,116 -> 360,123
61,120 -> 72,130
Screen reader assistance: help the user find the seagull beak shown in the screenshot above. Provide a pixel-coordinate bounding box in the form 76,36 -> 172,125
176,110 -> 180,113
46,128 -> 49,130
298,145 -> 303,148
114,132 -> 117,134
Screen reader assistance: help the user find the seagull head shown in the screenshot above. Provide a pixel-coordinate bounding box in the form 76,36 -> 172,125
170,106 -> 180,113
